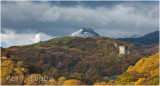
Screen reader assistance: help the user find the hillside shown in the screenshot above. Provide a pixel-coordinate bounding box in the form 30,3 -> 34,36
2,36 -> 145,84
112,53 -> 159,85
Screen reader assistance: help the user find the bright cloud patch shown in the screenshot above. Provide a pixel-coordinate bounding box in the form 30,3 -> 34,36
1,29 -> 53,48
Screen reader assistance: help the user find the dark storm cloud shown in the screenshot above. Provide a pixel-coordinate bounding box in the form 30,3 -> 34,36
1,1 -> 159,37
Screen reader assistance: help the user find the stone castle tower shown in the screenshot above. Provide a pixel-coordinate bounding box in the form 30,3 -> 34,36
119,45 -> 128,54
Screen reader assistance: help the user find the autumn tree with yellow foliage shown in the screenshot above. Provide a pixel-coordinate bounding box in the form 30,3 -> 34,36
113,53 -> 159,85
1,60 -> 28,85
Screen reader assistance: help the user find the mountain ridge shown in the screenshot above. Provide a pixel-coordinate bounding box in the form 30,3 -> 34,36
118,31 -> 159,46
70,28 -> 100,37
118,31 -> 159,54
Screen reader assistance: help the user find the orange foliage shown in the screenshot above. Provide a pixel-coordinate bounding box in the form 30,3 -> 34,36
93,81 -> 107,85
63,79 -> 83,85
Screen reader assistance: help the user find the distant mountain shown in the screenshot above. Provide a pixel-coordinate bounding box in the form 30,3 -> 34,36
70,28 -> 100,37
118,31 -> 159,46
127,34 -> 144,38
118,31 -> 159,54
113,34 -> 143,39
120,34 -> 143,38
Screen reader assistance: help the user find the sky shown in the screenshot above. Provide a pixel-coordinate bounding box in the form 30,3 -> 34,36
1,1 -> 159,47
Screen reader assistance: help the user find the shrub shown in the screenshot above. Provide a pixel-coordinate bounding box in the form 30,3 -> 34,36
90,75 -> 103,83
26,74 -> 45,85
17,61 -> 23,69
134,78 -> 146,85
58,76 -> 67,85
63,79 -> 83,85
45,78 -> 57,85
70,72 -> 85,81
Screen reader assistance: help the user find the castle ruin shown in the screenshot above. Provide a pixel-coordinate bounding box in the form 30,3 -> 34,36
119,45 -> 128,54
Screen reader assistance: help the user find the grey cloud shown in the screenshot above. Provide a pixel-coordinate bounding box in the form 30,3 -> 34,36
1,1 -> 159,38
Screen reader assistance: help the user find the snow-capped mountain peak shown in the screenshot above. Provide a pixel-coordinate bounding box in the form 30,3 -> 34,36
70,28 -> 100,37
